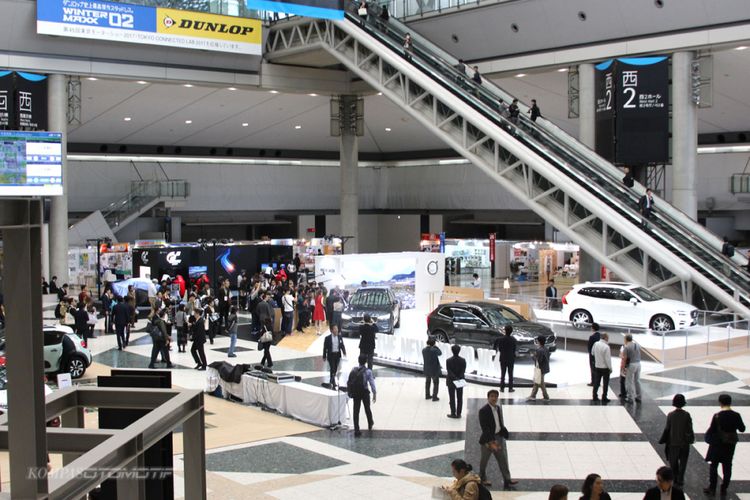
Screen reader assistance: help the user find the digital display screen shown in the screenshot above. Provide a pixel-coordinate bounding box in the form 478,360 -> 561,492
0,131 -> 63,196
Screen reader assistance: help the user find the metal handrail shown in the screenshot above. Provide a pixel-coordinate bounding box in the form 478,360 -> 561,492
100,180 -> 189,228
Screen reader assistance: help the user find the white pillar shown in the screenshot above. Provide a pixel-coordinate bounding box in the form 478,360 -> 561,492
671,51 -> 698,220
48,74 -> 69,283
578,63 -> 596,149
340,97 -> 359,254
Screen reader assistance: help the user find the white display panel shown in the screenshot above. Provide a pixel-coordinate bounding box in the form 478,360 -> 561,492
0,131 -> 63,196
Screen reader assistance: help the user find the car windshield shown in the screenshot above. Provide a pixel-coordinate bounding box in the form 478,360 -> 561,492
484,307 -> 525,326
350,291 -> 390,307
631,287 -> 662,302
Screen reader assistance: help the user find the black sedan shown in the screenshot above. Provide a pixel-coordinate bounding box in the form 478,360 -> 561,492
341,287 -> 401,337
427,301 -> 556,357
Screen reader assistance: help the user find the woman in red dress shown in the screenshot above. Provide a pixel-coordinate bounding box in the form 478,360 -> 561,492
313,289 -> 326,335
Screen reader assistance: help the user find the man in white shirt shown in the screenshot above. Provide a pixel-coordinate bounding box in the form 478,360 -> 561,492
592,332 -> 612,402
323,325 -> 347,389
471,273 -> 482,289
281,289 -> 295,335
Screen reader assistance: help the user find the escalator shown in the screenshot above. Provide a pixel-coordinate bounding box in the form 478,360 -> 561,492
265,11 -> 750,318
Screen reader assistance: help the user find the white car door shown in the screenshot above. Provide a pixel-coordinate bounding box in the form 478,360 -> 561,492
615,289 -> 649,327
43,330 -> 64,372
593,288 -> 629,325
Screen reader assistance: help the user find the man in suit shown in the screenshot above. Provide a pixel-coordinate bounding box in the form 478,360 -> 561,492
545,279 -> 558,310
587,323 -> 601,386
112,296 -> 130,350
644,466 -> 685,500
323,325 -> 347,388
493,325 -> 516,392
358,313 -> 378,370
422,337 -> 442,401
659,394 -> 694,487
639,188 -> 655,227
254,292 -> 273,334
445,344 -> 466,419
217,278 -> 231,328
704,394 -> 746,495
478,390 -> 518,489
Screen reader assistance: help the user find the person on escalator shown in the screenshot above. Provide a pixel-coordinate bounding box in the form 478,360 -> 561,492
622,166 -> 635,188
639,188 -> 655,228
378,4 -> 389,31
403,33 -> 413,60
527,99 -> 541,122
508,99 -> 520,125
357,0 -> 368,22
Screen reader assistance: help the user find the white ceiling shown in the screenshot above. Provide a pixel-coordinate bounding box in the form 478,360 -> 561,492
68,46 -> 750,153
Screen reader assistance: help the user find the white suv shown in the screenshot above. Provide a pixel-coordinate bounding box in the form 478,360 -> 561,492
561,282 -> 698,333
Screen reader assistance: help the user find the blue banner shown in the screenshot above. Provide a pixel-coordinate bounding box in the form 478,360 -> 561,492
247,0 -> 344,20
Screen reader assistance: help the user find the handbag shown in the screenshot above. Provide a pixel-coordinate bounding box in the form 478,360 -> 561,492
358,6 -> 367,15
260,329 -> 273,343
533,366 -> 542,384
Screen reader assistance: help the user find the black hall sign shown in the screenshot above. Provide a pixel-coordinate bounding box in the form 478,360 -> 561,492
0,70 -> 48,131
594,57 -> 669,165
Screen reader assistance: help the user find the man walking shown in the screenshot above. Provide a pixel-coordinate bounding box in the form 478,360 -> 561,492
587,323 -> 601,386
347,355 -> 376,437
101,288 -> 114,334
592,333 -> 612,402
422,337 -> 442,401
623,334 -> 642,403
704,394 -> 746,496
658,394 -> 694,487
527,335 -> 550,401
148,310 -> 173,369
323,325 -> 347,389
358,313 -> 377,369
446,344 -> 466,419
493,325 -> 516,392
478,390 -> 519,490
112,296 -> 130,350
644,466 -> 685,500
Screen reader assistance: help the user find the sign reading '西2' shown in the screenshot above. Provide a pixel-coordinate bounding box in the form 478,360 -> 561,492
36,0 -> 262,55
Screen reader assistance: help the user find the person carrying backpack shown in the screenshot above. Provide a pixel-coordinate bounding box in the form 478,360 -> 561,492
442,459 -> 491,500
148,310 -> 173,369
347,354 -> 376,437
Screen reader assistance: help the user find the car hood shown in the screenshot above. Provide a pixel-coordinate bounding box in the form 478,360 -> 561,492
511,321 -> 555,339
345,305 -> 391,313
653,298 -> 697,313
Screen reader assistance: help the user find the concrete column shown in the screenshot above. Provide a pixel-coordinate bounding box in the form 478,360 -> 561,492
339,96 -> 359,254
578,63 -> 596,149
41,222 -> 50,284
48,74 -> 70,283
671,51 -> 698,220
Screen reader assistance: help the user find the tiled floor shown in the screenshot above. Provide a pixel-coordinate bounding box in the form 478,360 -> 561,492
32,295 -> 750,499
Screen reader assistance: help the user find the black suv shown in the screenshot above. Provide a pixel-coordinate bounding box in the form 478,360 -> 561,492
341,287 -> 401,336
427,301 -> 556,357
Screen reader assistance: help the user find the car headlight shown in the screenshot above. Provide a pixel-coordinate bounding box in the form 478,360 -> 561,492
378,314 -> 391,321
342,313 -> 352,320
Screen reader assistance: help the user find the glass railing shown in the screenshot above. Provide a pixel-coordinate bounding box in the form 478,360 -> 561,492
379,0 -> 513,20
346,10 -> 750,307
101,180 -> 189,228
731,173 -> 750,194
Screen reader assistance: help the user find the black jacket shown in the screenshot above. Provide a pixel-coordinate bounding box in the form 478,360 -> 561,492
359,323 -> 377,353
659,408 -> 695,447
323,334 -> 347,360
446,355 -> 466,383
74,308 -> 88,332
493,335 -> 517,363
218,287 -> 231,311
422,345 -> 442,377
533,346 -> 550,374
643,486 -> 685,500
705,409 -> 746,463
478,403 -> 506,444
545,285 -> 558,298
112,302 -> 130,327
587,331 -> 601,355
255,300 -> 273,327
191,319 -> 206,344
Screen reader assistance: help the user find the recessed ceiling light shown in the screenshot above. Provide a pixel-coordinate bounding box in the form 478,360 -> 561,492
242,122 -> 249,127
557,68 -> 568,72
87,77 -> 98,81
123,117 -> 132,121
516,73 -> 526,77
185,120 -> 193,124
308,93 -> 318,97
377,92 -> 383,96
270,90 -> 279,94
736,46 -> 748,51
136,80 -> 148,85
183,84 -> 194,88
294,125 -> 302,129
228,87 -> 237,91
385,127 -> 392,132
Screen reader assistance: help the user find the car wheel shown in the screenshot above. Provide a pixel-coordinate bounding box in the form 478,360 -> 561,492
650,314 -> 674,334
68,355 -> 87,379
432,330 -> 449,343
570,309 -> 593,329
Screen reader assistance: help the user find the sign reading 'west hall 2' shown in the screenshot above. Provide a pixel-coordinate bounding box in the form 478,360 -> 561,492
36,0 -> 262,55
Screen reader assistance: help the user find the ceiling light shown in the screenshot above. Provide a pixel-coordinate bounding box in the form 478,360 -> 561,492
269,90 -> 279,94
123,117 -> 132,121
185,120 -> 193,124
136,80 -> 148,85
516,73 -> 526,77
228,87 -> 237,91
557,68 -> 568,72
385,127 -> 392,132
439,159 -> 470,165
183,84 -> 194,88
698,145 -> 750,154
294,125 -> 302,129
377,92 -> 383,96
87,77 -> 98,81
308,93 -> 318,97
242,123 -> 249,127
735,46 -> 748,51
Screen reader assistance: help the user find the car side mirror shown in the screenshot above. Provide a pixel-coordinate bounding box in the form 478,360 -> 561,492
630,298 -> 637,305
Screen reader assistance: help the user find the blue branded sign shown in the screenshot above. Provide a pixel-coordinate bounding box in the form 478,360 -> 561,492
439,232 -> 445,253
37,0 -> 156,31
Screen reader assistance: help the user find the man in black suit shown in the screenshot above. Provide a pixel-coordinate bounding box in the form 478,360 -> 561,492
478,390 -> 518,489
445,344 -> 466,419
74,301 -> 89,343
644,466 -> 685,500
112,296 -> 130,350
217,278 -> 231,328
422,337 -> 442,401
587,323 -> 601,387
545,279 -> 558,310
323,325 -> 347,388
639,188 -> 655,227
358,313 -> 378,370
493,325 -> 516,392
704,394 -> 746,495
